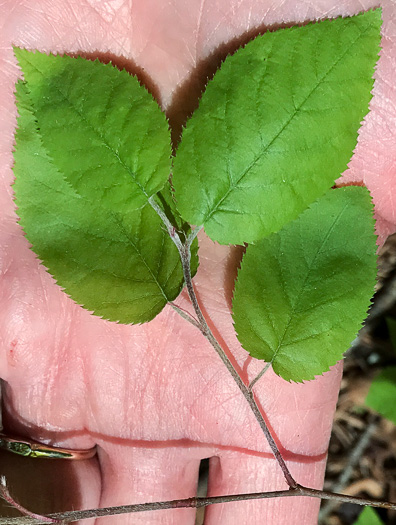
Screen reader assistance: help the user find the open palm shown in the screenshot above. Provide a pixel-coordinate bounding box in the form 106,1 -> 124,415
0,1 -> 395,524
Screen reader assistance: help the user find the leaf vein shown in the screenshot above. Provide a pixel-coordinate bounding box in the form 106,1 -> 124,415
204,23 -> 373,223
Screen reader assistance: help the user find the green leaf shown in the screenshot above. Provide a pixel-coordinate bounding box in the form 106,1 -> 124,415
13,81 -> 186,324
353,506 -> 384,525
232,187 -> 377,382
14,48 -> 171,214
173,10 -> 381,245
366,367 -> 396,425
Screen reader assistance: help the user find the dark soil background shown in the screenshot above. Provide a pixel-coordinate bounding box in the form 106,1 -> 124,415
319,233 -> 396,525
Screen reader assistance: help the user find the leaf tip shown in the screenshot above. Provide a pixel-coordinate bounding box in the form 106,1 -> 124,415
13,45 -> 29,69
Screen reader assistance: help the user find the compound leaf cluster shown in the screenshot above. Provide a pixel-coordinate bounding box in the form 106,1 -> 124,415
13,9 -> 382,382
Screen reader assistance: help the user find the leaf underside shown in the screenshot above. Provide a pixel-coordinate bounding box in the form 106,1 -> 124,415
13,64 -> 185,324
173,10 -> 381,245
232,187 -> 377,382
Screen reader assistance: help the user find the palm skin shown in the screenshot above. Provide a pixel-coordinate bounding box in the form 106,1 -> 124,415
0,1 -> 395,523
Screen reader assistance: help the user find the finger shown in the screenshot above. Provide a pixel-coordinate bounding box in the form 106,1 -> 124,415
204,451 -> 326,524
96,440 -> 204,524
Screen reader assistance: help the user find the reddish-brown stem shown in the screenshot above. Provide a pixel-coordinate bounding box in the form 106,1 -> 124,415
149,194 -> 297,487
0,476 -> 62,523
180,242 -> 297,488
1,483 -> 395,523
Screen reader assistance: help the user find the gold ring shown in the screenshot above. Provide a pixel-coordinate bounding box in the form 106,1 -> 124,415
0,433 -> 97,460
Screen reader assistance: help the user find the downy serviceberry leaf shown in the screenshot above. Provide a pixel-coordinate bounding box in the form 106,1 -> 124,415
14,48 -> 171,214
172,10 -> 381,245
13,79 -> 187,324
232,187 -> 377,382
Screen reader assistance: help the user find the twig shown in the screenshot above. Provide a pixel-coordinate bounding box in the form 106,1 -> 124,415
169,302 -> 201,330
1,483 -> 395,524
249,362 -> 272,391
178,241 -> 298,489
187,225 -> 203,245
149,195 -> 296,487
148,196 -> 184,251
0,476 -> 62,523
319,418 -> 379,522
147,196 -> 396,514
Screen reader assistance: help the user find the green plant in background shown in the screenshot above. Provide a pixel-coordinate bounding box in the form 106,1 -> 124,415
354,506 -> 385,525
366,318 -> 396,425
8,7 -> 392,520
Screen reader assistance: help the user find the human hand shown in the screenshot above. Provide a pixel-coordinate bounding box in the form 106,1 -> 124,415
0,1 -> 395,524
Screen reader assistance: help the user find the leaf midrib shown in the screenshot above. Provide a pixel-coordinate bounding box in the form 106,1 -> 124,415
267,201 -> 349,367
29,173 -> 173,304
204,23 -> 372,224
23,56 -> 149,200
